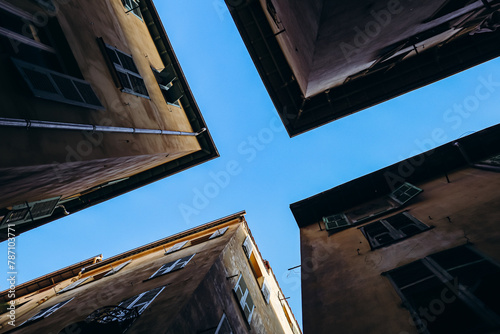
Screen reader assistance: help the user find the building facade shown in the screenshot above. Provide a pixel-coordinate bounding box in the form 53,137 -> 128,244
0,211 -> 301,334
226,0 -> 500,136
290,124 -> 500,333
0,0 -> 218,240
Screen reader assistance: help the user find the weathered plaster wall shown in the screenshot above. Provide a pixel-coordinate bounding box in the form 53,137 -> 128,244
301,167 -> 500,334
0,0 -> 201,206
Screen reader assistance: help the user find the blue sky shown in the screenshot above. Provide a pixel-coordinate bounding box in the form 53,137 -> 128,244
2,0 -> 500,329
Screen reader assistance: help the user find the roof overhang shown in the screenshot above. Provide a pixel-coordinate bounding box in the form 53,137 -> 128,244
227,0 -> 500,136
290,122 -> 500,227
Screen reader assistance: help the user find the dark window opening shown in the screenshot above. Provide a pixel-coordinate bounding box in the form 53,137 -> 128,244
384,245 -> 500,333
360,212 -> 429,249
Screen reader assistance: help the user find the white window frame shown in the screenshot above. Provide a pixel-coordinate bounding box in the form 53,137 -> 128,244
57,277 -> 90,294
209,227 -> 228,240
149,254 -> 195,279
104,259 -> 132,277
118,286 -> 165,315
233,275 -> 255,324
323,213 -> 351,232
242,236 -> 253,259
261,279 -> 271,304
214,313 -> 233,334
23,298 -> 74,324
165,240 -> 188,254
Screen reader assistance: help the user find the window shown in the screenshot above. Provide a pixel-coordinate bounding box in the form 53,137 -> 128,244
121,0 -> 142,20
242,236 -> 253,258
261,279 -> 271,304
214,313 -> 233,334
118,286 -> 164,315
165,240 -> 188,254
1,196 -> 61,227
209,227 -> 229,239
22,298 -> 73,325
389,182 -> 423,205
104,260 -> 132,277
103,43 -> 148,98
233,275 -> 255,324
152,64 -> 183,105
57,277 -> 90,294
149,254 -> 195,279
323,213 -> 350,232
360,212 -> 429,249
12,59 -> 103,109
384,245 -> 500,333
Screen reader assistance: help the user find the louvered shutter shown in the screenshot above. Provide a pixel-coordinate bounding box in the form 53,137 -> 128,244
166,240 -> 188,254
58,277 -> 90,294
261,279 -> 271,304
242,236 -> 253,258
119,286 -> 164,315
104,260 -> 132,277
209,227 -> 228,239
12,58 -> 103,109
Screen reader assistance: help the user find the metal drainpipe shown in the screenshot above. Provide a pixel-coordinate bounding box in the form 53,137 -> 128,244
454,142 -> 500,172
0,117 -> 206,136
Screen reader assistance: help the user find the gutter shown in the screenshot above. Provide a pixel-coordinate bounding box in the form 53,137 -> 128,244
0,117 -> 206,136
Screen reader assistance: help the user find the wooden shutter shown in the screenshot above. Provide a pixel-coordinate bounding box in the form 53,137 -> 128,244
209,227 -> 228,239
242,236 -> 253,258
104,260 -> 132,277
12,58 -> 103,109
58,277 -> 90,294
166,240 -> 188,254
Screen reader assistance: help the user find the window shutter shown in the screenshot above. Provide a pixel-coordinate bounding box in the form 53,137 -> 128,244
58,277 -> 90,294
25,298 -> 73,323
166,240 -> 188,254
323,213 -> 350,231
209,227 -> 228,239
149,254 -> 195,279
233,275 -> 255,323
104,260 -> 132,277
215,313 -> 233,334
162,80 -> 183,103
242,236 -> 253,258
169,254 -> 195,272
119,286 -> 164,315
2,197 -> 60,226
158,64 -> 176,85
12,58 -> 103,110
261,279 -> 271,304
389,182 -> 422,205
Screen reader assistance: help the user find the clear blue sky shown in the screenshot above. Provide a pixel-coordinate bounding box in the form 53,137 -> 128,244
2,1 -> 500,329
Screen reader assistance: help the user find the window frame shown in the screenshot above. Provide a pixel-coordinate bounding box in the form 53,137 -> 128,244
359,211 -> 430,249
233,274 -> 256,324
21,298 -> 74,325
384,245 -> 500,333
104,259 -> 132,277
121,0 -> 143,20
148,254 -> 195,280
214,313 -> 233,334
57,277 -> 91,294
103,43 -> 149,99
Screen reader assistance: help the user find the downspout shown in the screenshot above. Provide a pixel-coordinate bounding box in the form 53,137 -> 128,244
0,117 -> 206,136
454,142 -> 500,172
